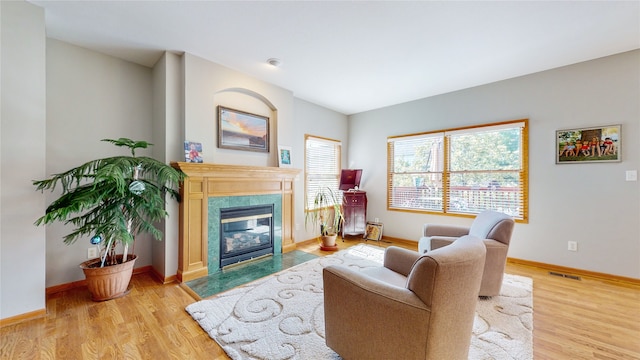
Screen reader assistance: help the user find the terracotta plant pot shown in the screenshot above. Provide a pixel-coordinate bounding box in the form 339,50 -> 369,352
320,234 -> 339,251
79,254 -> 137,301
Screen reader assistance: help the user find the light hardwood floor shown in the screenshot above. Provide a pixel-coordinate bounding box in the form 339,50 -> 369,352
2,237 -> 639,359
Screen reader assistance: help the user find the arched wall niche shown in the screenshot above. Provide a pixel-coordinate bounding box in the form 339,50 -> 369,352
213,87 -> 279,167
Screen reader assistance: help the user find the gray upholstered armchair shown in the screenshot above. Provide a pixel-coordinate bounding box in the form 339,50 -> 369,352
323,236 -> 486,360
418,210 -> 515,297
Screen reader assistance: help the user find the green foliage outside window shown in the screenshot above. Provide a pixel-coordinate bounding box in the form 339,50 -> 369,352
388,120 -> 527,220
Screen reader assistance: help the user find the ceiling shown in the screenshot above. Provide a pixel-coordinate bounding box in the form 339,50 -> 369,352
29,1 -> 640,115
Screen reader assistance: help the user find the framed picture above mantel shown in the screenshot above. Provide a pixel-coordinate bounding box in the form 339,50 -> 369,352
556,124 -> 620,164
218,106 -> 270,153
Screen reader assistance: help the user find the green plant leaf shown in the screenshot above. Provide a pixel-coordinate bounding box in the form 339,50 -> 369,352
33,138 -> 185,257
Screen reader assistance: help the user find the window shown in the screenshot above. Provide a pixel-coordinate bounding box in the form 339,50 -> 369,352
387,119 -> 528,221
305,135 -> 341,210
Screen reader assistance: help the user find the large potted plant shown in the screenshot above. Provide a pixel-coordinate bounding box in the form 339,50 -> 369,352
34,138 -> 185,301
305,187 -> 344,251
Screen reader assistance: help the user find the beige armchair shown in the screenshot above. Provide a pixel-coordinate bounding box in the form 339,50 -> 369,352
418,210 -> 515,297
323,236 -> 486,360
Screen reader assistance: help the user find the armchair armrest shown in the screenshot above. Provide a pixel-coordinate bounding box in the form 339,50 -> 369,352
383,246 -> 420,277
423,224 -> 470,237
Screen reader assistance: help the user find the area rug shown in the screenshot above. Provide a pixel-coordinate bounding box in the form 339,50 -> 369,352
186,244 -> 533,360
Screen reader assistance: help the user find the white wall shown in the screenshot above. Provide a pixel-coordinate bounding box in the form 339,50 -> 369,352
349,50 -> 640,279
44,39 -> 155,286
0,1 -> 47,319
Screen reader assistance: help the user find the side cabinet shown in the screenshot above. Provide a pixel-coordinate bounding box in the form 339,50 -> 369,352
341,191 -> 367,238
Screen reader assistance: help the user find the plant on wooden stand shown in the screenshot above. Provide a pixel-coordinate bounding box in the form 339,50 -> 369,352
34,138 -> 185,301
304,187 -> 344,251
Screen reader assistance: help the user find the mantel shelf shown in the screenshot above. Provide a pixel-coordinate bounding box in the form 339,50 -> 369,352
172,162 -> 301,179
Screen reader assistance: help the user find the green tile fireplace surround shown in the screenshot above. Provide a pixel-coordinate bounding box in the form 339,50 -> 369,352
172,162 -> 300,282
208,194 -> 283,274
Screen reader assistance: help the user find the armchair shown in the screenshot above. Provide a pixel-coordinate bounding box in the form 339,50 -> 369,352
418,210 -> 515,297
323,236 -> 486,360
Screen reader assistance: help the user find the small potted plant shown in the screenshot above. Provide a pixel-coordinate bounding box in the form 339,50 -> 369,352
34,138 -> 185,301
305,187 -> 344,251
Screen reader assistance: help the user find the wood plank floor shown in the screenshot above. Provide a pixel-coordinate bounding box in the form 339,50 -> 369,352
2,237 -> 639,359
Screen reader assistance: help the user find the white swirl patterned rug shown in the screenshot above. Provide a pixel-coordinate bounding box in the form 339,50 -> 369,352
186,244 -> 532,360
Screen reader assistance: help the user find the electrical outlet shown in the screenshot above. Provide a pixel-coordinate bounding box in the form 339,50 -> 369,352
567,241 -> 578,252
374,217 -> 380,223
87,247 -> 98,259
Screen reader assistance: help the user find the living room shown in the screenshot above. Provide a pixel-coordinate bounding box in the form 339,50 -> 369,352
2,1 -> 639,357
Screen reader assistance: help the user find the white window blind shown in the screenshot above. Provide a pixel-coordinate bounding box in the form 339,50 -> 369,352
305,135 -> 341,210
388,120 -> 528,221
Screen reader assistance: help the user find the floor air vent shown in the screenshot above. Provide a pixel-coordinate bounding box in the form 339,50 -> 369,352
549,271 -> 581,280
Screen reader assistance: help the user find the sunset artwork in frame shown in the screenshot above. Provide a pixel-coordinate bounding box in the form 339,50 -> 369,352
218,106 -> 269,153
556,125 -> 620,164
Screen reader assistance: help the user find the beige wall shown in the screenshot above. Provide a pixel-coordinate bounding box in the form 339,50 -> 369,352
162,52 -> 349,260
293,98 -> 349,240
0,0 -> 47,319
151,51 -> 310,278
44,39 -> 156,287
349,50 -> 640,279
181,53 -> 295,168
151,52 -> 183,279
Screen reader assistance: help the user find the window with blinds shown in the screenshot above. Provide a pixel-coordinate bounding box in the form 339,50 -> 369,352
305,135 -> 341,211
387,119 -> 528,221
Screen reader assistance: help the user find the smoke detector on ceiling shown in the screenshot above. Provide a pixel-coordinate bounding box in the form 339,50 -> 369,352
267,58 -> 282,67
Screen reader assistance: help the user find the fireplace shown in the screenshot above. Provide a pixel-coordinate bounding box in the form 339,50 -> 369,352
219,204 -> 274,268
172,162 -> 299,282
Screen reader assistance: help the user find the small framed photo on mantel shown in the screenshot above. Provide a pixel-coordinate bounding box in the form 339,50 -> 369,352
278,146 -> 292,168
184,141 -> 203,163
556,125 -> 621,164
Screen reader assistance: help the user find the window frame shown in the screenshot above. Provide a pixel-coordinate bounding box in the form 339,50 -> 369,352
387,119 -> 528,223
304,134 -> 342,212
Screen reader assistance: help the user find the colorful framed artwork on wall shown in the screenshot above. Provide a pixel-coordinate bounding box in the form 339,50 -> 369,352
556,125 -> 620,164
218,106 -> 269,153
